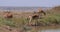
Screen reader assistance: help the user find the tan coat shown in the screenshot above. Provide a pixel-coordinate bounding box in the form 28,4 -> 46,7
3,12 -> 13,18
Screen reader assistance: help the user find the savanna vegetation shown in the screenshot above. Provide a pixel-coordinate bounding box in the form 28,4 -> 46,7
0,6 -> 60,32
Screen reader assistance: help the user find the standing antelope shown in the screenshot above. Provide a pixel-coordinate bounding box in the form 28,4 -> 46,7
28,9 -> 46,26
3,11 -> 13,18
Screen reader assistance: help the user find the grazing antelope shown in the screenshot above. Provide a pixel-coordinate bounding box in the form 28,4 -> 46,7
3,11 -> 13,18
28,9 -> 46,26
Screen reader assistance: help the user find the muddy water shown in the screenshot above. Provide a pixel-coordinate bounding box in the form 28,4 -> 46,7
25,26 -> 60,32
37,26 -> 60,32
38,29 -> 60,32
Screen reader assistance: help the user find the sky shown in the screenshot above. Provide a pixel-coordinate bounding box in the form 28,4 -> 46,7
0,0 -> 60,7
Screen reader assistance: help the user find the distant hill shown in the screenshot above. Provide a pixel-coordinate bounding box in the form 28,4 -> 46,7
47,6 -> 60,14
0,7 -> 51,12
52,6 -> 60,11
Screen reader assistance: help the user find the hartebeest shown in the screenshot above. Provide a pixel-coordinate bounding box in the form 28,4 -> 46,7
28,9 -> 46,26
3,11 -> 13,18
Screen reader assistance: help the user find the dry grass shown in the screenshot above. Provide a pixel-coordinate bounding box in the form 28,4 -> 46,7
0,6 -> 60,32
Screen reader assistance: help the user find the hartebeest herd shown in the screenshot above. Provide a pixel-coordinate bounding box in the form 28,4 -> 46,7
3,9 -> 46,26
